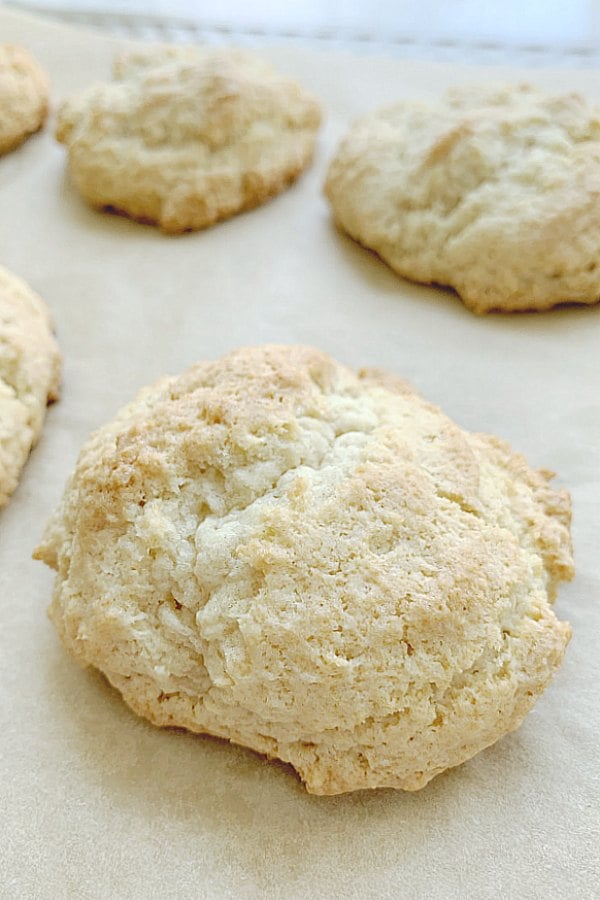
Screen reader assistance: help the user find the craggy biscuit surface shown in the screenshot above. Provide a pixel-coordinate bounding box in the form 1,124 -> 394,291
0,44 -> 49,155
36,345 -> 573,794
0,267 -> 60,509
325,84 -> 600,313
56,46 -> 322,232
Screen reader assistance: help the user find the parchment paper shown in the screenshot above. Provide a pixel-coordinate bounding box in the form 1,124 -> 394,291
0,10 -> 598,898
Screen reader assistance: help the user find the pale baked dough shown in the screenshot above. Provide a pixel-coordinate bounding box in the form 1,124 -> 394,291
56,46 -> 322,233
0,44 -> 49,155
35,345 -> 573,794
0,267 -> 60,509
325,84 -> 600,313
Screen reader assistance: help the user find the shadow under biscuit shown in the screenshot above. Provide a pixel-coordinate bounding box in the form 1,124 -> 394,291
41,639 -> 538,894
326,218 -> 600,322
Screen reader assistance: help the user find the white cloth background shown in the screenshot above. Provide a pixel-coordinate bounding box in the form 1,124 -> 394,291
4,0 -> 600,65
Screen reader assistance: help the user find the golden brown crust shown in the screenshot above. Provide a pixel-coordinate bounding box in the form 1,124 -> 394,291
36,345 -> 573,793
0,44 -> 49,155
55,46 -> 321,232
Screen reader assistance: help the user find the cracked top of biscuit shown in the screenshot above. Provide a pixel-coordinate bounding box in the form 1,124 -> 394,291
56,46 -> 322,232
0,266 -> 60,509
325,83 -> 600,313
37,345 -> 573,793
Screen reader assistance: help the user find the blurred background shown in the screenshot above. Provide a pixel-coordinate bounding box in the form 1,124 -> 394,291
3,0 -> 600,66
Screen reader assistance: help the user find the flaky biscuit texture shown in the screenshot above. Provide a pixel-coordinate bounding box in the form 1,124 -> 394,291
56,46 -> 322,232
36,346 -> 573,793
0,44 -> 49,155
325,84 -> 600,313
0,267 -> 60,509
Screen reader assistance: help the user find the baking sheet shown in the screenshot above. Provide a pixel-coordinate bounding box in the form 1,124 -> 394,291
0,9 -> 598,898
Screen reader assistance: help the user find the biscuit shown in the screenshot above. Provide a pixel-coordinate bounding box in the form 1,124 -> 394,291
0,44 -> 49,155
0,267 -> 60,509
56,46 -> 322,233
35,345 -> 573,794
325,84 -> 600,313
